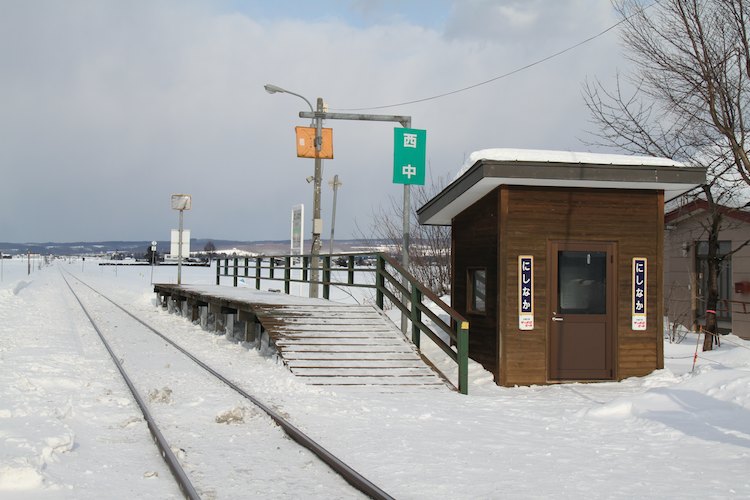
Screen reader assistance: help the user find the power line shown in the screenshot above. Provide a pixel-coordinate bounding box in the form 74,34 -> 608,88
333,1 -> 660,112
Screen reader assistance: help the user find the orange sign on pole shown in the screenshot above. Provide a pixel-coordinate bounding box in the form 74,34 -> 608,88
295,126 -> 333,159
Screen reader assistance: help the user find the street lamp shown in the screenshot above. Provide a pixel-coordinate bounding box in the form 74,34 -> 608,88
264,83 -> 324,298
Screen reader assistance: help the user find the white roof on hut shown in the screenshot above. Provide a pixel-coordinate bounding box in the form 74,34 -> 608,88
419,148 -> 706,226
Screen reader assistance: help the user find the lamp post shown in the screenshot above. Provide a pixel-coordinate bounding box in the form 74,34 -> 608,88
264,83 -> 323,298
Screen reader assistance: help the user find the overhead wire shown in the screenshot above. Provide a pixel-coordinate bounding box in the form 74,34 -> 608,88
333,0 -> 662,112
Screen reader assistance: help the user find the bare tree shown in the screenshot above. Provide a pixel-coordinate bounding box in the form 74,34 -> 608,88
359,174 -> 451,296
583,0 -> 750,350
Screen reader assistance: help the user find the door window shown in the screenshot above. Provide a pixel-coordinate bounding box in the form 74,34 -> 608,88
557,251 -> 607,314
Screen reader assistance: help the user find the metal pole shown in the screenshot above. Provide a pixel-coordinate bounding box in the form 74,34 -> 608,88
401,118 -> 412,334
27,250 -> 31,275
329,175 -> 341,254
309,97 -> 324,298
401,184 -> 410,333
177,209 -> 184,285
150,241 -> 156,285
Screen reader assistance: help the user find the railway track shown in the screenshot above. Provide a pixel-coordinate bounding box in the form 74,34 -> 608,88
60,270 -> 394,499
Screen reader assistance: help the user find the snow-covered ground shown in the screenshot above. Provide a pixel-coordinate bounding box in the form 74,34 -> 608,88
1,258 -> 749,499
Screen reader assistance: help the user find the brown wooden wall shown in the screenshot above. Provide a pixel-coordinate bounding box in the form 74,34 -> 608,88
450,185 -> 665,386
496,186 -> 664,386
452,189 -> 499,379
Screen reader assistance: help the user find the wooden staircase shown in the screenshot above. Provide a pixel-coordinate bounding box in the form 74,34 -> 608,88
252,303 -> 449,390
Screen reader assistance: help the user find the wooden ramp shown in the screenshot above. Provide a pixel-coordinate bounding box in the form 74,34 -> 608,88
252,303 -> 449,390
153,284 -> 450,391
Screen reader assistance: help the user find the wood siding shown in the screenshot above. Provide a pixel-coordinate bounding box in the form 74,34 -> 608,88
497,186 -> 664,386
452,190 -> 499,379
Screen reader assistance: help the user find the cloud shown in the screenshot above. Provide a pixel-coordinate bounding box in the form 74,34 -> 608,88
0,0 -> 627,243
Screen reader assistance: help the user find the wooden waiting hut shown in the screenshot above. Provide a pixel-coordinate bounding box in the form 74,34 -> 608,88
417,149 -> 705,386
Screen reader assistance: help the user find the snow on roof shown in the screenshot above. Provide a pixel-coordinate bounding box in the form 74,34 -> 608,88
456,148 -> 685,180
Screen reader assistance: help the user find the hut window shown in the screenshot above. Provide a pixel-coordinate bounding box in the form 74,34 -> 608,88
468,268 -> 487,313
558,251 -> 606,314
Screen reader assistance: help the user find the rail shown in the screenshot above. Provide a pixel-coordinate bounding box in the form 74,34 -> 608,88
67,270 -> 395,500
215,252 -> 470,395
60,271 -> 201,500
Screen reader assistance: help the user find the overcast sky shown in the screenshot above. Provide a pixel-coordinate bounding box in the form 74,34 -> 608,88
0,0 -> 630,244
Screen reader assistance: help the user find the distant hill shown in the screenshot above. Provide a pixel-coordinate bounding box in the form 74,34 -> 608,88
0,239 -> 383,256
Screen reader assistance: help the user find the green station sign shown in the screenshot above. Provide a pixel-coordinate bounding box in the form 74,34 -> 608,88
393,128 -> 426,185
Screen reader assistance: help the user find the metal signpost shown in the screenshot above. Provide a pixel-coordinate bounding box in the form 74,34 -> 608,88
150,240 -> 157,285
328,175 -> 342,254
392,127 -> 427,332
291,204 -> 304,257
291,204 -> 304,295
171,194 -> 192,285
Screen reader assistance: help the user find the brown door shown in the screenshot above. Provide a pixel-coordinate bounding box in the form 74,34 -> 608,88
548,241 -> 615,380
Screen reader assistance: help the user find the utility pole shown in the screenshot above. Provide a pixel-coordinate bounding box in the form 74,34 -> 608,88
329,174 -> 342,254
310,97 -> 324,298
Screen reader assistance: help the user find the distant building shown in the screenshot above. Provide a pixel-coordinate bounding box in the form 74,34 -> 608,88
664,199 -> 750,340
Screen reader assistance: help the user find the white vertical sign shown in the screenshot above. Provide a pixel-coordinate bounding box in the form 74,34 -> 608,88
519,255 -> 534,331
632,257 -> 647,330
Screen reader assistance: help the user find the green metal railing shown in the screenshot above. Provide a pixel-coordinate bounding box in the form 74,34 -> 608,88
215,252 -> 469,394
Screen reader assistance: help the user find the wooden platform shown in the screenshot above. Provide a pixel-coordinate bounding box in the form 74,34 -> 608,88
154,284 -> 450,391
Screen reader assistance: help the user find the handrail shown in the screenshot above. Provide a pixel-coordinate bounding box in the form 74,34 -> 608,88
215,252 -> 469,394
675,296 -> 750,316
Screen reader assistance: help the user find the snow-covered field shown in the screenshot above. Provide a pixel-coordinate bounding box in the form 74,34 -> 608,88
1,257 -> 749,499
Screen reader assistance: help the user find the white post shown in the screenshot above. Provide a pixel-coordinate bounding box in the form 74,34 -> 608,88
150,241 -> 157,285
178,209 -> 184,285
171,194 -> 191,286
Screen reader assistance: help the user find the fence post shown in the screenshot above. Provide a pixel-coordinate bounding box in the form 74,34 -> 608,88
224,258 -> 229,276
347,255 -> 355,285
233,257 -> 238,287
323,255 -> 331,300
284,256 -> 291,295
457,321 -> 469,395
411,287 -> 422,348
301,256 -> 308,282
215,258 -> 220,285
270,257 -> 275,280
244,257 -> 249,277
376,255 -> 385,310
255,257 -> 261,290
